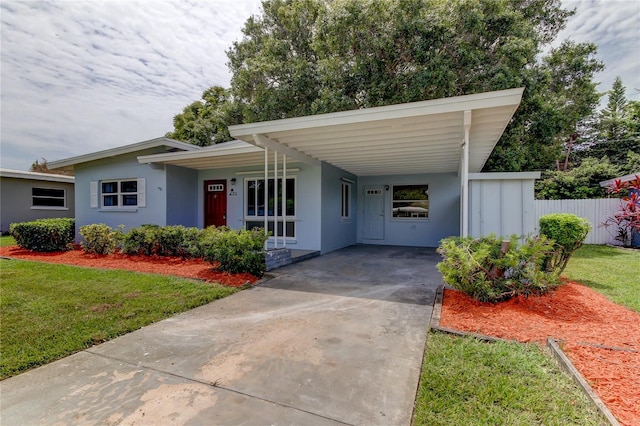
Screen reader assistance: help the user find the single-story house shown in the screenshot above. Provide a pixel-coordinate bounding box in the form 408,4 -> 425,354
49,88 -> 538,254
0,169 -> 75,233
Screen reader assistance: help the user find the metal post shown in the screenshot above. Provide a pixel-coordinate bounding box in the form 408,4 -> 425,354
264,146 -> 268,247
282,155 -> 287,248
462,110 -> 471,237
274,150 -> 278,249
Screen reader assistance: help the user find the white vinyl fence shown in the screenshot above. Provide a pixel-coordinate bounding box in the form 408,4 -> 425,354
534,199 -> 621,244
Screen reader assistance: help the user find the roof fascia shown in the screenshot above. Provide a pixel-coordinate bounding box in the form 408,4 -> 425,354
0,168 -> 75,183
229,88 -> 524,139
138,141 -> 263,164
47,137 -> 200,170
469,172 -> 541,180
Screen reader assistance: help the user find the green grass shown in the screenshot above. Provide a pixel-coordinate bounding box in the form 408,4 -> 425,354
0,259 -> 237,379
414,333 -> 602,426
0,235 -> 16,247
563,244 -> 640,312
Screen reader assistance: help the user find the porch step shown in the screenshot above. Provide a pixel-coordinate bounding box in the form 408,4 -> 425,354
265,248 -> 320,271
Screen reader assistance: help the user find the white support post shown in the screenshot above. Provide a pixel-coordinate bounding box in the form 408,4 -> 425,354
462,110 -> 472,237
264,146 -> 268,248
282,155 -> 287,248
274,150 -> 278,249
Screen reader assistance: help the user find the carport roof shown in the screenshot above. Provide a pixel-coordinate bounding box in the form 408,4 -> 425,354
229,88 -> 524,176
138,88 -> 524,176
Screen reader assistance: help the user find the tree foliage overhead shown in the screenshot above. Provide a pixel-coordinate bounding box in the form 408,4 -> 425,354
169,0 -> 603,172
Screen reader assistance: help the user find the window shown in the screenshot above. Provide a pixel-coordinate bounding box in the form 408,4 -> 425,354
392,184 -> 428,219
341,182 -> 351,219
32,187 -> 66,208
245,177 -> 295,237
97,179 -> 145,208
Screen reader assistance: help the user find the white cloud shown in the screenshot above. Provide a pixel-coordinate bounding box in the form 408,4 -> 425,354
1,0 -> 638,170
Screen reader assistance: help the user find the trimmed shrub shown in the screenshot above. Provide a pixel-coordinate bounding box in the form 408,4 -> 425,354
155,225 -> 203,258
201,226 -> 268,276
9,218 -> 75,252
121,224 -> 159,256
539,213 -> 591,274
79,224 -> 122,254
437,235 -> 558,303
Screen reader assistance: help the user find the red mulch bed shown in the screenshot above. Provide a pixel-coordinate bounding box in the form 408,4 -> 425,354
440,282 -> 640,426
0,246 -> 258,287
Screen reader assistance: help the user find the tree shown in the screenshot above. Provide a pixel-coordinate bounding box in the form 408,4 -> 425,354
30,158 -> 73,176
575,78 -> 640,165
170,0 -> 603,172
166,86 -> 240,147
535,157 -> 622,200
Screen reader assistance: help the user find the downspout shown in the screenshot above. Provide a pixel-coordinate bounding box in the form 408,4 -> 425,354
462,110 -> 472,237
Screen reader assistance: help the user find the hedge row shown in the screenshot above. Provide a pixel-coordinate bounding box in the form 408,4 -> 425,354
79,223 -> 268,276
9,218 -> 75,252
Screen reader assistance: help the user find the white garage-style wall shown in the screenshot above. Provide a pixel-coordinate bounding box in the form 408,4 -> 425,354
468,172 -> 540,238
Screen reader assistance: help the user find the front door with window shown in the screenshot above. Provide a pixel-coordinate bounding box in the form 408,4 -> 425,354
363,186 -> 384,240
204,180 -> 227,228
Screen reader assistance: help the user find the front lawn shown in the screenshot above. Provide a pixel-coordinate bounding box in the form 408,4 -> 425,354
563,244 -> 640,312
0,259 -> 237,379
0,235 -> 16,247
413,333 -> 601,425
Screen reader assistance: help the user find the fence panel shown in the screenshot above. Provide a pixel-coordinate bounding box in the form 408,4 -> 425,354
534,199 -> 620,245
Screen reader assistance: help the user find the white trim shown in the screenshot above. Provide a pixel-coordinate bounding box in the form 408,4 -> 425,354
469,172 -> 541,180
236,168 -> 300,175
48,137 -> 199,170
100,178 -> 145,209
461,110 -> 471,237
0,168 -> 74,183
30,207 -> 69,211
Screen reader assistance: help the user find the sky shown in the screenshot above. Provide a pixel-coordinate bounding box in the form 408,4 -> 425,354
1,0 -> 639,171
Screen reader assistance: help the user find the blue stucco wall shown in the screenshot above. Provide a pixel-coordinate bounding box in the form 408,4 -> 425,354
166,165 -> 198,227
357,173 -> 460,247
73,149 -> 168,237
320,162 -> 357,254
198,162 -> 322,251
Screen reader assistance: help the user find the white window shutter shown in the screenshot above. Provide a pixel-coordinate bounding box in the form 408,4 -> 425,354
137,178 -> 146,207
90,181 -> 98,208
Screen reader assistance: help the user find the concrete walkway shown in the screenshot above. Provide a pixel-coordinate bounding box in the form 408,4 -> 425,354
1,245 -> 442,425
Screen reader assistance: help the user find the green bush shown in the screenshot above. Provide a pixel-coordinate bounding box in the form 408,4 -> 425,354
201,226 -> 268,276
538,213 -> 591,274
437,235 -> 559,302
9,218 -> 75,252
155,225 -> 203,258
121,224 -> 160,256
79,224 -> 122,254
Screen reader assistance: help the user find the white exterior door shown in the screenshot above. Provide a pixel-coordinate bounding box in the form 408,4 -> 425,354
363,186 -> 384,240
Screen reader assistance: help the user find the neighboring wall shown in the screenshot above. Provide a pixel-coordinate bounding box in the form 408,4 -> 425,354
0,176 -> 75,233
320,162 -> 357,254
468,172 -> 539,239
74,149 -> 168,234
357,172 -> 460,247
534,199 -> 619,245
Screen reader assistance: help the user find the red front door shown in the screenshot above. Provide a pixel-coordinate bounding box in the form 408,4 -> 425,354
204,180 -> 227,228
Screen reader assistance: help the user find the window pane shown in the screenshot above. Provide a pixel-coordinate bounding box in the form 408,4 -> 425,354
247,180 -> 256,216
102,182 -> 117,194
33,197 -> 65,207
393,185 -> 428,201
257,180 -> 265,216
267,178 -> 275,216
342,183 -> 350,217
103,195 -> 118,206
122,194 -> 138,206
286,178 -> 295,216
32,188 -> 64,198
392,201 -> 428,218
121,181 -> 137,193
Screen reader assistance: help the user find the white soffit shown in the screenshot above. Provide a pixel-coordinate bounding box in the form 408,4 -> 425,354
229,88 -> 524,175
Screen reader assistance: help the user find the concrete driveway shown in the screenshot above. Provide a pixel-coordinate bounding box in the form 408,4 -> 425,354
1,245 -> 442,425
